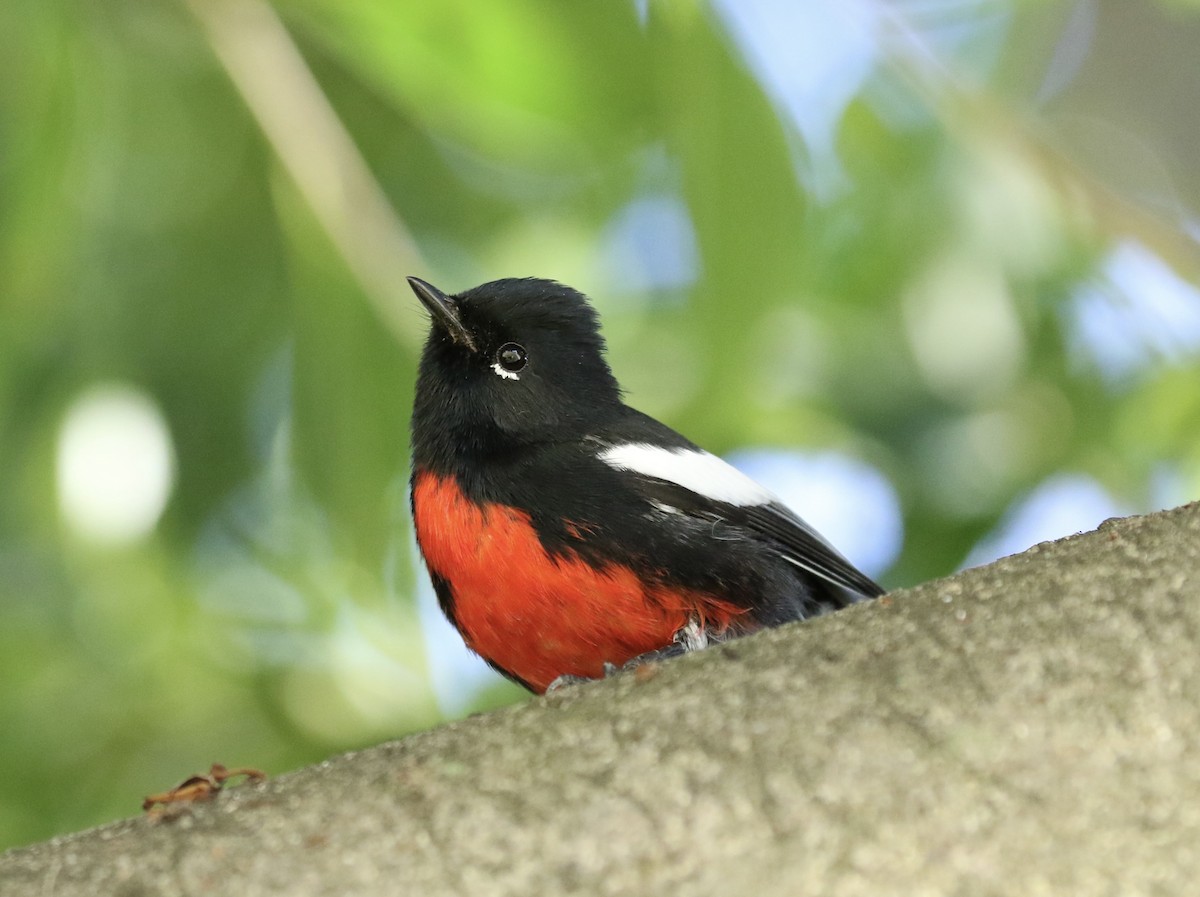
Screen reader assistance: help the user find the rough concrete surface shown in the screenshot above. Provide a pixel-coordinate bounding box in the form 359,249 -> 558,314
2,502 -> 1198,896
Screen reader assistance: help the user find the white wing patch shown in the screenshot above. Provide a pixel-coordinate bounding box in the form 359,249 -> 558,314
598,443 -> 774,507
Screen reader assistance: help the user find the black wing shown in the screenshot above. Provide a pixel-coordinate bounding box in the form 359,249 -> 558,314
595,409 -> 885,601
627,474 -> 884,600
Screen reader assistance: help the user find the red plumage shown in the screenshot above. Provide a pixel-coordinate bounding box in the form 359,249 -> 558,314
412,472 -> 747,693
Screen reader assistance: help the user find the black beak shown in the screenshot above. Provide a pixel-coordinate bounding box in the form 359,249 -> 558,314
407,276 -> 478,353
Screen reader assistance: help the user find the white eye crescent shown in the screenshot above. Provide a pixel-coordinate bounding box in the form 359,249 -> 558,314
491,361 -> 520,381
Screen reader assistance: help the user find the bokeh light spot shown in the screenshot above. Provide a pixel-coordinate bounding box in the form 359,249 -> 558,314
904,256 -> 1026,404
1067,240 -> 1200,385
55,384 -> 175,546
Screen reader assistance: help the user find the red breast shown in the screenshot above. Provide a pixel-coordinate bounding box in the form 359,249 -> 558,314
412,472 -> 747,692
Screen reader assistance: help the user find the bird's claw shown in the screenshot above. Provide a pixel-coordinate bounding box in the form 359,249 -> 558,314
545,663 -> 623,692
545,621 -> 717,692
546,673 -> 595,692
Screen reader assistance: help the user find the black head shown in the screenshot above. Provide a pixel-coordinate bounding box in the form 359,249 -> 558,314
409,277 -> 622,473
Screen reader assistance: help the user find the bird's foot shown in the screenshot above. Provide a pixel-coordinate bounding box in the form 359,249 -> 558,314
545,673 -> 595,692
544,620 -> 719,692
617,618 -> 718,669
544,663 -> 628,692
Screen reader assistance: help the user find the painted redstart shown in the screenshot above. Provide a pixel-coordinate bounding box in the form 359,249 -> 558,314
408,276 -> 884,693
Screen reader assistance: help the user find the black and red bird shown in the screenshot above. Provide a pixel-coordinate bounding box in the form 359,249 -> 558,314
408,276 -> 884,693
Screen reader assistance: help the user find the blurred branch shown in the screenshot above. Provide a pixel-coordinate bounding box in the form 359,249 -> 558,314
877,0 -> 1200,282
3,502 -> 1199,894
184,0 -> 425,348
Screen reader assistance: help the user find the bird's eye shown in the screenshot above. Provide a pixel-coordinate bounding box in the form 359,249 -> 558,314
496,342 -> 527,373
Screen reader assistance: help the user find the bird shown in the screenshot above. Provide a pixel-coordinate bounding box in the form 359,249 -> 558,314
407,276 -> 884,693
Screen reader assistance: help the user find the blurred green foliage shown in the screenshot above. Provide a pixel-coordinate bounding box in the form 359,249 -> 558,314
1,0 -> 1198,849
